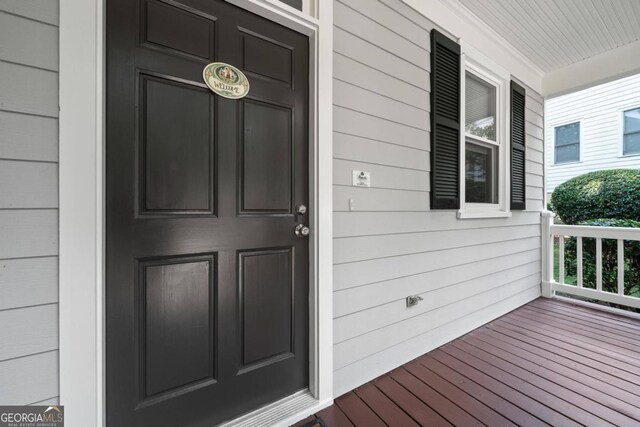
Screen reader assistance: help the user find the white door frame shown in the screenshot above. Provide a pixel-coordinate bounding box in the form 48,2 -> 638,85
59,0 -> 333,425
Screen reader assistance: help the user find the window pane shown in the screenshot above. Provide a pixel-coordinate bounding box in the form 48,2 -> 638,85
465,140 -> 498,203
555,122 -> 580,147
624,132 -> 640,155
624,108 -> 640,134
555,143 -> 580,163
465,72 -> 496,141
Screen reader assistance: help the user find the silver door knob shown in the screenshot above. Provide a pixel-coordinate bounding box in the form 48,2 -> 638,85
295,224 -> 310,237
296,204 -> 307,215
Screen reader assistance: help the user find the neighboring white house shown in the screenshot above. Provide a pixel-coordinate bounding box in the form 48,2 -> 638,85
545,73 -> 640,198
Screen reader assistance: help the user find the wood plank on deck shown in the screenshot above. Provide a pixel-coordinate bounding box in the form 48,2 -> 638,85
290,298 -> 640,426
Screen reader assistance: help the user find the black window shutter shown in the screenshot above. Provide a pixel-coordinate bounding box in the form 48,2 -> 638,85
430,29 -> 461,209
510,81 -> 526,210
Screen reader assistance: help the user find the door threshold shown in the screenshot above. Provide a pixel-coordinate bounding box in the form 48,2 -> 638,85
217,390 -> 332,427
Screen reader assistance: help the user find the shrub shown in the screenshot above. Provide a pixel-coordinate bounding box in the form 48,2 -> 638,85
564,218 -> 640,298
546,200 -> 555,213
551,169 -> 640,224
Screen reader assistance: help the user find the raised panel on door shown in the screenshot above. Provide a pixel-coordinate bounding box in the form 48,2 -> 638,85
239,248 -> 293,372
241,30 -> 293,85
142,0 -> 217,61
139,254 -> 216,403
139,74 -> 215,215
239,99 -> 293,214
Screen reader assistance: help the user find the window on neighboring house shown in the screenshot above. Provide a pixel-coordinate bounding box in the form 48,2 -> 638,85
623,107 -> 640,155
465,72 -> 498,204
554,122 -> 580,163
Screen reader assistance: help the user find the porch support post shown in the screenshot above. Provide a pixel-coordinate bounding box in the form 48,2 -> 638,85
541,211 -> 555,298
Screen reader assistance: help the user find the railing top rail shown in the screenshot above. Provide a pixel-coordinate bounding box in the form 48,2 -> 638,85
551,224 -> 640,241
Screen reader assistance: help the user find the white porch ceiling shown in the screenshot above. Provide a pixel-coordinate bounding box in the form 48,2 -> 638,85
456,0 -> 640,73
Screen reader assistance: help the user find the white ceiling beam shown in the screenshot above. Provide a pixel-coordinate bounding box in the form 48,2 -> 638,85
543,39 -> 640,99
401,0 -> 544,94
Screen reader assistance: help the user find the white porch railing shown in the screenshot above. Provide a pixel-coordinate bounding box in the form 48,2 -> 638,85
541,211 -> 640,309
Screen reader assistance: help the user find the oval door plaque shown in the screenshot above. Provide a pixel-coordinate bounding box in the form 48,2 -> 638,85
203,62 -> 250,99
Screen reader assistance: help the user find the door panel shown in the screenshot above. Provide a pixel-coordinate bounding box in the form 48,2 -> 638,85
242,32 -> 293,85
143,0 -> 216,60
241,100 -> 292,213
106,0 -> 309,425
141,255 -> 215,398
140,75 -> 215,214
240,248 -> 293,369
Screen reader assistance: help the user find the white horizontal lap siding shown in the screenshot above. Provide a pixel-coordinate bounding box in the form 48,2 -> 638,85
525,92 -> 545,211
545,74 -> 640,193
334,241 -> 541,317
334,224 -> 539,264
333,284 -> 540,396
0,3 -> 60,406
334,264 -> 541,350
332,0 -> 544,395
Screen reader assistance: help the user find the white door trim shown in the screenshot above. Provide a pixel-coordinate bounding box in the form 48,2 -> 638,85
59,0 -> 333,425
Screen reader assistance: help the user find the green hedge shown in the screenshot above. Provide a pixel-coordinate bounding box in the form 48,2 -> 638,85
564,219 -> 640,297
551,169 -> 640,224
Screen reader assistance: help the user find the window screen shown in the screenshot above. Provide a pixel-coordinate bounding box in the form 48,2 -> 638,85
465,72 -> 496,141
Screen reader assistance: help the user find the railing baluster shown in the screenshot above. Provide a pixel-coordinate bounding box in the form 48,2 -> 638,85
551,234 -> 555,280
596,238 -> 602,292
577,236 -> 583,288
559,236 -> 565,285
618,239 -> 625,295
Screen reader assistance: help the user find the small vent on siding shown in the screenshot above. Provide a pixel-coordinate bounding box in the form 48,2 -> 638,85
430,29 -> 461,210
510,81 -> 526,210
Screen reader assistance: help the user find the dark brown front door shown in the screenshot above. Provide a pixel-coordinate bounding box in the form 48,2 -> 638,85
106,1 -> 309,425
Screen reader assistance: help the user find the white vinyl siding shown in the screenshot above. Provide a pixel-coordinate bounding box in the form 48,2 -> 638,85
545,73 -> 640,194
332,0 -> 544,396
0,3 -> 59,405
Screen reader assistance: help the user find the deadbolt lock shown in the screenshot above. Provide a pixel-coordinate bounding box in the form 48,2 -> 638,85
295,204 -> 307,215
295,224 -> 310,237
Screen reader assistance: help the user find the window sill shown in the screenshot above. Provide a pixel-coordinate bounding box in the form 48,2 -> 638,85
619,153 -> 640,158
551,160 -> 582,166
457,210 -> 512,219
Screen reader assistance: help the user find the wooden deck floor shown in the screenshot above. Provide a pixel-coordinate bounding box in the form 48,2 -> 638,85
293,297 -> 640,427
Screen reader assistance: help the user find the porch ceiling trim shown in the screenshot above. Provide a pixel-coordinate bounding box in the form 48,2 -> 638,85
542,39 -> 640,98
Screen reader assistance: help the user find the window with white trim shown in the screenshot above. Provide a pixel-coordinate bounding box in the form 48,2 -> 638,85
465,71 -> 498,204
430,32 -> 526,216
554,122 -> 580,164
623,107 -> 640,156
459,43 -> 510,218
